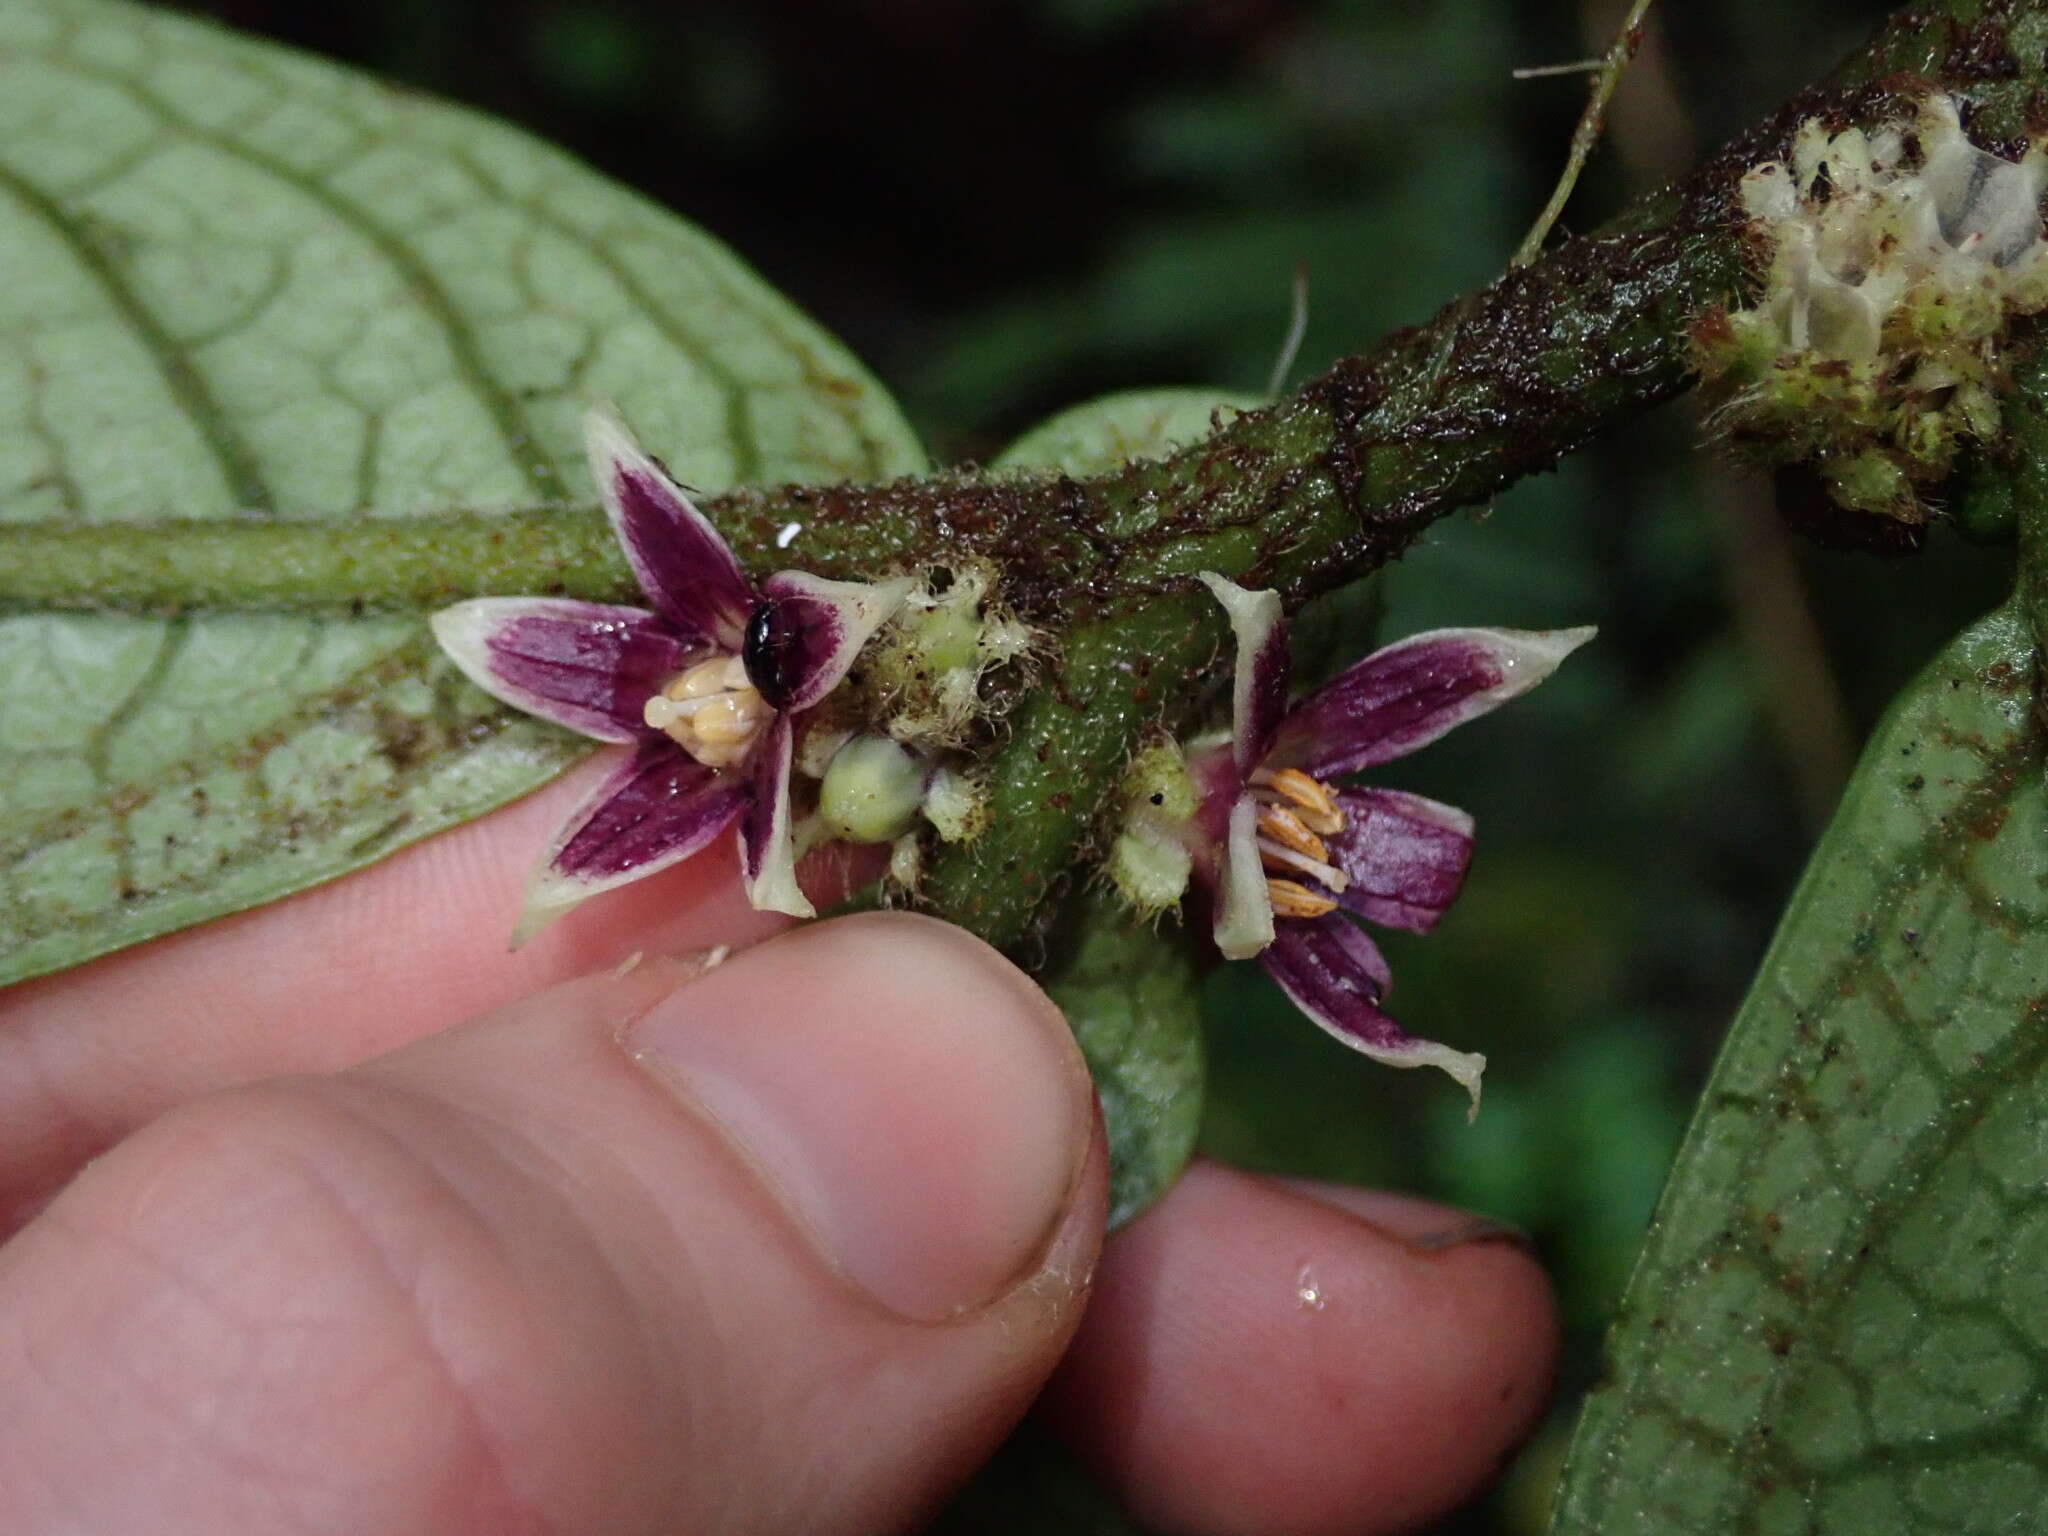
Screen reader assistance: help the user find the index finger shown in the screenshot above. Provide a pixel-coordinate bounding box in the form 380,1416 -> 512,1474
0,754 -> 800,1224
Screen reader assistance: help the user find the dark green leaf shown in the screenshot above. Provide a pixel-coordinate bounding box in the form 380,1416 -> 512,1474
1041,894 -> 1204,1231
1554,603 -> 2048,1532
0,0 -> 921,982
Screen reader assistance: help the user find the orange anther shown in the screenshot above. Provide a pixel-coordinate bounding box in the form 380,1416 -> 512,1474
1256,803 -> 1329,864
1262,768 -> 1344,835
1266,877 -> 1339,919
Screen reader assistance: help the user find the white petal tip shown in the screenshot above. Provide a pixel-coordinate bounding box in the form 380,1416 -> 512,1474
1214,924 -> 1276,963
426,601 -> 489,667
1356,1038 -> 1486,1117
1452,1052 -> 1487,1122
580,403 -> 661,500
509,885 -> 583,950
1480,623 -> 1597,695
744,875 -> 816,920
1404,1045 -> 1488,1119
1196,570 -> 1282,623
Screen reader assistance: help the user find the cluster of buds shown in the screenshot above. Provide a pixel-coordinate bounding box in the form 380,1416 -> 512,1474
1694,95 -> 2048,520
857,563 -> 1035,748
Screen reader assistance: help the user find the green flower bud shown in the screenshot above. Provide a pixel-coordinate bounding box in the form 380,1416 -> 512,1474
921,766 -> 988,843
1106,740 -> 1197,918
907,599 -> 983,674
1107,823 -> 1193,917
819,735 -> 926,844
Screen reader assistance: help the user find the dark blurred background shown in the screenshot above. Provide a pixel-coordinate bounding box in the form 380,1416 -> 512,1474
168,0 -> 2014,1527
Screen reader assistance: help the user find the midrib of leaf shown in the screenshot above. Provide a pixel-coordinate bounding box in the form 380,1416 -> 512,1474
1552,605 -> 2048,1533
0,0 -> 921,982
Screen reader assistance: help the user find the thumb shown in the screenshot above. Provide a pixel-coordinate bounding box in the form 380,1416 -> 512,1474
0,913 -> 1104,1535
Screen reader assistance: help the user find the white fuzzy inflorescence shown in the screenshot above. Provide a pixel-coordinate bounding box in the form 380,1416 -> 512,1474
1700,96 -> 2048,519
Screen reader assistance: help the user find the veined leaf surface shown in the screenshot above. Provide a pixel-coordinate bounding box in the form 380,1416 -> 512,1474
1553,604 -> 2048,1532
0,0 -> 921,982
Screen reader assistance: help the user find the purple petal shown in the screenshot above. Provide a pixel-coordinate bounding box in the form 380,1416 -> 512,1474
1212,793 -> 1277,960
431,597 -> 689,743
512,742 -> 746,945
1278,626 -> 1594,779
754,572 -> 914,712
1327,787 -> 1475,934
1197,572 -> 1290,771
737,713 -> 811,917
584,406 -> 755,645
1260,915 -> 1486,1113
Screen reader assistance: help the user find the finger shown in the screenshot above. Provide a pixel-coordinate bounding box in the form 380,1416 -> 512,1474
0,756 -> 873,1221
0,914 -> 1104,1535
1043,1160 -> 1558,1536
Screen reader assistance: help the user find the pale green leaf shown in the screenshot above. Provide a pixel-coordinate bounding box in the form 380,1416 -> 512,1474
1553,604 -> 2048,1533
0,0 -> 922,983
990,385 -> 1264,476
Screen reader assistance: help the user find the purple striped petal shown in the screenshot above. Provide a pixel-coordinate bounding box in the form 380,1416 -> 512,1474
754,572 -> 914,712
584,407 -> 755,646
1260,914 -> 1486,1113
737,713 -> 811,917
512,742 -> 747,945
1213,792 -> 1277,960
1327,787 -> 1475,934
1197,572 -> 1290,772
1278,626 -> 1594,778
431,597 -> 689,744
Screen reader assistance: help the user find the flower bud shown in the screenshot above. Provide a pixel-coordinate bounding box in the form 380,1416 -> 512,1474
818,734 -> 926,844
905,598 -> 983,674
921,765 -> 988,843
1696,93 -> 2048,524
1106,741 -> 1197,918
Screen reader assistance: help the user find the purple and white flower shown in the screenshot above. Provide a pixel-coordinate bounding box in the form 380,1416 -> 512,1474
1192,573 -> 1593,1110
432,408 -> 908,941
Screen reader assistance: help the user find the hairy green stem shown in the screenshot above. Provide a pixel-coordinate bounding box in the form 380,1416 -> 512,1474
5,0 -> 2042,950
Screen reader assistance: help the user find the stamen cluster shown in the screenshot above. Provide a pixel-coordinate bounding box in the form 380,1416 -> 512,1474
642,655 -> 768,769
1251,768 -> 1347,918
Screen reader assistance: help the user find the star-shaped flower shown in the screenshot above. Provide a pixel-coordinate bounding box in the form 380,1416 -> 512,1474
432,409 -> 908,941
1193,573 -> 1593,1109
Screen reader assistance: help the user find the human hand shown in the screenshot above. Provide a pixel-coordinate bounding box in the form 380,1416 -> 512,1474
0,757 -> 1558,1535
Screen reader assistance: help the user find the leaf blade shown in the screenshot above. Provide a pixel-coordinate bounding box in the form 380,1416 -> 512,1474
0,0 -> 921,981
1553,604 -> 2048,1532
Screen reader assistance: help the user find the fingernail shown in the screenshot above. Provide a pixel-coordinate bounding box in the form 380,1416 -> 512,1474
1403,1215 -> 1535,1255
1277,1180 -> 1538,1257
625,913 -> 1093,1320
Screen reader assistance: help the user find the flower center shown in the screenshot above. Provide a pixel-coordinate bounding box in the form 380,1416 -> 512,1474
643,655 -> 769,769
1249,767 -> 1347,919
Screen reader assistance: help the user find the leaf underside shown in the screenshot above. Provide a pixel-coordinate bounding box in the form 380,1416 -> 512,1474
1553,604 -> 2048,1533
0,0 -> 922,983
